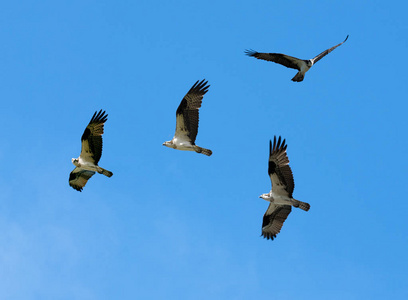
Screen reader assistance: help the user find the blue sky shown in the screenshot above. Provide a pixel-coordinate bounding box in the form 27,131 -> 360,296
0,0 -> 407,299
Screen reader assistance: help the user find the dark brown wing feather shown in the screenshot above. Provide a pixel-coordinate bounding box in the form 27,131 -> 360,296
268,136 -> 294,197
245,49 -> 303,70
69,168 -> 95,192
261,204 -> 292,240
175,79 -> 210,143
311,35 -> 349,65
80,110 -> 108,164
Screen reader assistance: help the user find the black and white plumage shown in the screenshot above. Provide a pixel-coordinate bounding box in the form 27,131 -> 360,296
69,110 -> 113,192
163,79 -> 212,156
245,35 -> 349,82
259,136 -> 310,240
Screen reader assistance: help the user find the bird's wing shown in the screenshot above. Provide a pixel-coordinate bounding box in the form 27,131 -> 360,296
174,79 -> 210,143
261,203 -> 292,240
310,35 -> 349,65
245,50 -> 303,70
69,167 -> 95,192
80,110 -> 108,165
269,136 -> 294,197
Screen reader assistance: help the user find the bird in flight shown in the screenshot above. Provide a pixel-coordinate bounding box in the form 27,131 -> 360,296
163,79 -> 213,156
69,110 -> 113,191
245,35 -> 349,82
259,136 -> 310,240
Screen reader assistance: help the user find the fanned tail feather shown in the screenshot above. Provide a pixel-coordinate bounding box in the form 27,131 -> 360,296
103,169 -> 113,177
292,72 -> 305,82
292,199 -> 310,211
97,167 -> 113,177
194,146 -> 213,156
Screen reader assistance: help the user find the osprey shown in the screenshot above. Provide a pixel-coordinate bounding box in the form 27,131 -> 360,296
259,136 -> 310,240
69,109 -> 113,192
245,35 -> 349,82
163,79 -> 212,156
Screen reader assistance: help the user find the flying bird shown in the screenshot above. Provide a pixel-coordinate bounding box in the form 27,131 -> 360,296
259,136 -> 310,240
245,35 -> 349,82
163,79 -> 212,156
69,109 -> 113,191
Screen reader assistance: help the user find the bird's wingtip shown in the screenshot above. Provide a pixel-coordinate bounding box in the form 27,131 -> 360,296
244,49 -> 257,56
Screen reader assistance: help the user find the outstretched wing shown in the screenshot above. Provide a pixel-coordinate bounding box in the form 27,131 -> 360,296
261,203 -> 292,240
69,167 -> 96,192
174,79 -> 210,143
311,35 -> 349,65
269,136 -> 294,197
80,110 -> 108,165
245,49 -> 304,70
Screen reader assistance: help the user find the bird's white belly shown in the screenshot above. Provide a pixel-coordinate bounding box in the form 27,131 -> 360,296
270,192 -> 292,205
177,145 -> 195,151
78,158 -> 98,171
172,137 -> 194,151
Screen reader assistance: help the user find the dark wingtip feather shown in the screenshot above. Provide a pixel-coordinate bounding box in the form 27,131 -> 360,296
190,79 -> 210,95
272,135 -> 288,151
273,135 -> 281,152
344,35 -> 349,42
245,49 -> 258,57
69,184 -> 83,192
270,135 -> 288,154
261,233 -> 276,241
90,110 -> 98,121
89,109 -> 108,124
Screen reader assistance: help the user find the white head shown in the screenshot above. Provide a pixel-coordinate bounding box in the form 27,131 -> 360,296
72,158 -> 79,166
259,193 -> 271,201
162,140 -> 175,149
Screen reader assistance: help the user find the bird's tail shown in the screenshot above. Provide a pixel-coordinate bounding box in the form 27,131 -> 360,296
97,167 -> 113,177
194,146 -> 213,156
291,199 -> 310,211
292,72 -> 305,82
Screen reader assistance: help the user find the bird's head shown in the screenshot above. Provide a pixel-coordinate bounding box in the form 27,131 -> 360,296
259,193 -> 270,201
162,141 -> 174,148
72,158 -> 79,166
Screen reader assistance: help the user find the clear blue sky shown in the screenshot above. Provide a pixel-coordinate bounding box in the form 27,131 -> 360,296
0,0 -> 407,299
